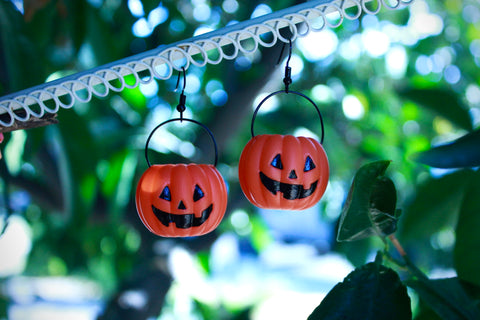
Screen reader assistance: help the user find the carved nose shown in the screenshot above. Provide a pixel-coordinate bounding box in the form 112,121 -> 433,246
289,170 -> 297,179
178,201 -> 186,210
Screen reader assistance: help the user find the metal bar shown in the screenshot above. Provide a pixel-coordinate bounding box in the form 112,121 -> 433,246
0,0 -> 411,129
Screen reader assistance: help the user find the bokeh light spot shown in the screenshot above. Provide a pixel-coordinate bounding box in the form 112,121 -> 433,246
251,4 -> 272,18
298,30 -> 338,61
415,55 -> 433,75
148,6 -> 169,28
185,74 -> 201,94
139,80 -> 159,97
211,89 -> 228,106
128,0 -> 144,17
362,29 -> 390,57
342,95 -> 365,120
311,85 -> 334,103
193,4 -> 211,22
206,79 -> 223,96
386,45 -> 407,78
234,56 -> 252,71
254,94 -> 279,114
222,0 -> 239,14
444,65 -> 461,84
132,18 -> 152,38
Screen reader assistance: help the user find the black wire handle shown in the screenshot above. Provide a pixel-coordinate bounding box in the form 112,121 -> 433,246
175,67 -> 187,121
250,90 -> 325,144
250,38 -> 325,143
144,118 -> 219,167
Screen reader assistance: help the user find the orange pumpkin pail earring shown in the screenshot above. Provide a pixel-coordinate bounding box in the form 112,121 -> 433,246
238,39 -> 329,211
136,69 -> 228,237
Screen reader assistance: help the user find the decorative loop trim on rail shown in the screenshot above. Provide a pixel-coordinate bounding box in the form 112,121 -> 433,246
0,0 -> 413,129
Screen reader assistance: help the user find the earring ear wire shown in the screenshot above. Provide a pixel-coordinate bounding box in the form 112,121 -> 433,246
175,67 -> 187,121
283,39 -> 293,93
276,39 -> 293,93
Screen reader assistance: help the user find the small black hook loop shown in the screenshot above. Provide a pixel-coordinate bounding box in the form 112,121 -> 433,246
283,39 -> 293,93
175,67 -> 187,121
251,40 -> 325,144
250,90 -> 325,144
144,118 -> 219,167
277,39 -> 293,93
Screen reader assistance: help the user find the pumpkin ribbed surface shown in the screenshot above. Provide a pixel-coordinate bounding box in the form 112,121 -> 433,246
238,134 -> 329,210
136,164 -> 227,237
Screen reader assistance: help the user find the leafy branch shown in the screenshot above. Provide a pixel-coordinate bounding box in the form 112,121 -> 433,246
308,160 -> 480,320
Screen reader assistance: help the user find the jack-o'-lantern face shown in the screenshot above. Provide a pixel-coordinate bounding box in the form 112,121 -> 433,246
151,184 -> 213,229
238,134 -> 329,210
136,164 -> 227,237
260,153 -> 318,200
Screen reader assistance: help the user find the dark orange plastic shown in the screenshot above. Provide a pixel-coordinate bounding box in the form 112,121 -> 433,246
136,164 -> 227,237
238,134 -> 329,210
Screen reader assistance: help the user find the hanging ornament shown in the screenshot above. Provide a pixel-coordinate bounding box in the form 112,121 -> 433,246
238,40 -> 329,210
136,69 -> 228,237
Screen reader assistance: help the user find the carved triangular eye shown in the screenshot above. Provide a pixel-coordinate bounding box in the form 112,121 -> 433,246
193,185 -> 205,202
304,156 -> 316,172
159,186 -> 171,201
271,154 -> 283,169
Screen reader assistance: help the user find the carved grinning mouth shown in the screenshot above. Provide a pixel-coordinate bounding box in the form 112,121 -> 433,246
152,204 -> 213,229
260,172 -> 318,200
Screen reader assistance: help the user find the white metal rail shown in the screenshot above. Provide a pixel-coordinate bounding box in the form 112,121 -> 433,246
0,0 -> 412,128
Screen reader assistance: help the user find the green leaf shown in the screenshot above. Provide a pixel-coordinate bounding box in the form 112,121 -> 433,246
102,150 -> 128,197
399,170 -> 473,240
370,176 -> 398,236
337,160 -> 398,242
64,0 -> 87,52
57,109 -> 99,178
454,170 -> 480,287
307,261 -> 411,320
412,129 -> 480,168
405,277 -> 480,320
121,85 -> 147,111
399,87 -> 473,131
0,1 -> 44,92
414,301 -> 443,320
111,149 -> 138,218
